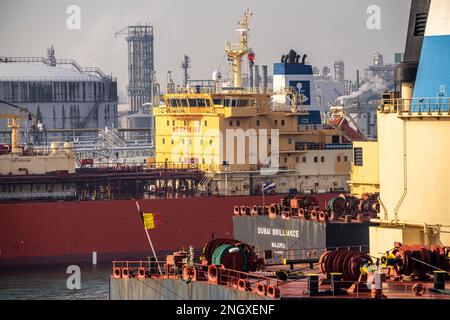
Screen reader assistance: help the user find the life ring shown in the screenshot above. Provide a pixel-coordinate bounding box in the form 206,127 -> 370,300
256,283 -> 267,296
237,279 -> 250,291
121,267 -> 130,278
137,267 -> 145,279
298,208 -> 305,218
266,285 -> 280,299
182,266 -> 197,282
112,267 -> 121,279
412,283 -> 426,296
319,211 -> 327,223
311,210 -> 318,221
207,265 -> 219,284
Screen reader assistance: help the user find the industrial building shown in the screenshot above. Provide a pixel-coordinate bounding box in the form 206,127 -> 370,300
0,46 -> 118,142
115,24 -> 155,112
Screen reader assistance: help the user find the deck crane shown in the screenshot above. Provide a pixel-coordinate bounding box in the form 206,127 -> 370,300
0,99 -> 43,150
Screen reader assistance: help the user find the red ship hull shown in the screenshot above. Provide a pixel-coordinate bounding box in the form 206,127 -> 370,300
0,194 -> 336,268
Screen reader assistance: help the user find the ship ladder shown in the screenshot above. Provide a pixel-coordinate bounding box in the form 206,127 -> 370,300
195,171 -> 215,196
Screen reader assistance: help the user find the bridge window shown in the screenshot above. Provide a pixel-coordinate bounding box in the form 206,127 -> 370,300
236,120 -> 240,127
168,99 -> 177,107
256,120 -> 260,126
237,99 -> 250,107
332,135 -> 340,144
213,99 -> 223,105
180,99 -> 188,107
188,99 -> 198,107
281,120 -> 285,126
229,120 -> 233,126
225,98 -> 238,107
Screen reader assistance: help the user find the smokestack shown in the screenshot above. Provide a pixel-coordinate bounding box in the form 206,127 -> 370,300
262,65 -> 268,93
253,65 -> 260,91
356,70 -> 360,91
248,60 -> 254,91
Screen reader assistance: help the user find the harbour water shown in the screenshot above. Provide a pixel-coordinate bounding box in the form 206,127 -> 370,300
0,264 -> 110,300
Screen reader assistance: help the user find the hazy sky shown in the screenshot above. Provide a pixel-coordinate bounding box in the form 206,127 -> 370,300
0,0 -> 410,98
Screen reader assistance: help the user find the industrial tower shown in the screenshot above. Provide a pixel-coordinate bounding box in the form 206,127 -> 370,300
180,55 -> 191,88
333,60 -> 345,81
116,24 -> 154,112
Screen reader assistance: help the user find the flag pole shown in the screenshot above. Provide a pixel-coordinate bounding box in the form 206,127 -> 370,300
144,227 -> 163,275
262,179 -> 265,209
136,201 -> 162,275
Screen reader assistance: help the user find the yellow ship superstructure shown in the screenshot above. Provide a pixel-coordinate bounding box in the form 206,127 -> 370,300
154,10 -> 354,196
153,89 -> 355,196
154,89 -> 351,195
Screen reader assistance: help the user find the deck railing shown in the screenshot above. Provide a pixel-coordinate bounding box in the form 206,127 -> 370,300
380,97 -> 450,116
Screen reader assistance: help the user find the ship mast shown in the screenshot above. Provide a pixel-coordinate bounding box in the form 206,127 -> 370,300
225,9 -> 253,88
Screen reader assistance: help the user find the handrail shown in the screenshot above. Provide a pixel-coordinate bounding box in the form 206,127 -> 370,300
111,260 -> 279,287
380,97 -> 450,115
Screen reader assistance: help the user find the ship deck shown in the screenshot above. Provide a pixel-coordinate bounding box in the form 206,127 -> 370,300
260,264 -> 450,300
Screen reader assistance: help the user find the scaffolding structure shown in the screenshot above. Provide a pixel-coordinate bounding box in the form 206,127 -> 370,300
180,55 -> 191,88
116,24 -> 154,112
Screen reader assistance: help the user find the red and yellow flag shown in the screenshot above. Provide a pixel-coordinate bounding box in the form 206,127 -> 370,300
142,213 -> 161,230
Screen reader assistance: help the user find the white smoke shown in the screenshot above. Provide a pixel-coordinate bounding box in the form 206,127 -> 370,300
337,76 -> 388,104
